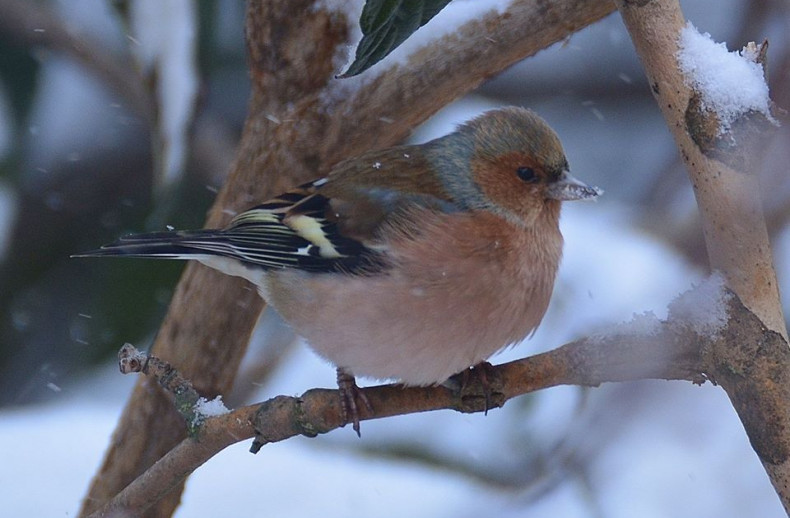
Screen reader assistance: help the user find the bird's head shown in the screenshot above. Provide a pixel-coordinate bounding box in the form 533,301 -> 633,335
447,107 -> 601,227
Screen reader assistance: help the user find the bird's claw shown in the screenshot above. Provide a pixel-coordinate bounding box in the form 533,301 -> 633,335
451,362 -> 504,414
336,368 -> 372,436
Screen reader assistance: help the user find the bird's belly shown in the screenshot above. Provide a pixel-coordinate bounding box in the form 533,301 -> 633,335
260,266 -> 551,386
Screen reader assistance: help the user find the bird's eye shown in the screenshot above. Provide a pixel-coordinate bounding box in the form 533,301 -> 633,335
516,167 -> 538,183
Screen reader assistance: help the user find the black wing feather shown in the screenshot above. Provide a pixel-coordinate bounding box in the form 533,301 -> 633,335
75,180 -> 379,274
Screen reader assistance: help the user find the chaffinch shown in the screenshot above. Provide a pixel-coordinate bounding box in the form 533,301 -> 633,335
78,107 -> 600,431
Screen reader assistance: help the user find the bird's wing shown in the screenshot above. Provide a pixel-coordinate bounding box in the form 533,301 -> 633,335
226,176 -> 459,272
220,179 -> 372,272
77,176 -> 457,274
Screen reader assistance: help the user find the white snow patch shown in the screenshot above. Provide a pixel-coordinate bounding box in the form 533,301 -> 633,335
668,271 -> 731,338
618,311 -> 663,336
313,0 -> 365,105
194,395 -> 230,418
677,22 -> 774,132
591,311 -> 662,344
592,273 -> 730,342
130,0 -> 199,187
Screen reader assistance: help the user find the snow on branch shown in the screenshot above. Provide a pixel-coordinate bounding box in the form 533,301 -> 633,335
668,271 -> 731,338
592,273 -> 731,343
677,22 -> 774,133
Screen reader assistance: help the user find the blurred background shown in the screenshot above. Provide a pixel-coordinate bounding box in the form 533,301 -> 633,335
0,0 -> 789,516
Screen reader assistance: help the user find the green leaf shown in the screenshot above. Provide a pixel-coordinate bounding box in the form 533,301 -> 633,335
339,0 -> 453,78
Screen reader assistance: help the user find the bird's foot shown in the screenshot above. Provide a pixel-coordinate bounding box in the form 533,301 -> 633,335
336,368 -> 372,437
448,362 -> 504,414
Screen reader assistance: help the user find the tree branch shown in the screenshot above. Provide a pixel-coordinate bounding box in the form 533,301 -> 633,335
614,0 -> 790,510
614,0 -> 786,340
87,293 -> 788,518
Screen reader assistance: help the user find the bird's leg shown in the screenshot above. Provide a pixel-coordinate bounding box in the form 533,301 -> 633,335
336,368 -> 372,436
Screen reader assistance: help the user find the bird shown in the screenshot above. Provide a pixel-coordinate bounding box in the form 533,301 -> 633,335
76,107 -> 601,433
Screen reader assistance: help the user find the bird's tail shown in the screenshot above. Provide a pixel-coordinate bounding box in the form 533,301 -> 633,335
72,230 -> 224,260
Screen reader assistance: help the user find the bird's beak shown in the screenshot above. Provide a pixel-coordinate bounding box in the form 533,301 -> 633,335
546,170 -> 602,201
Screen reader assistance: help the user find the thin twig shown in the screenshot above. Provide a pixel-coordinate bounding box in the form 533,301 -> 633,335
118,344 -> 210,434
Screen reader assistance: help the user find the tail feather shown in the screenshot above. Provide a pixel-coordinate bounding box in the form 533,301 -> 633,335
72,230 -> 224,260
72,226 -> 371,273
